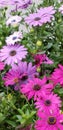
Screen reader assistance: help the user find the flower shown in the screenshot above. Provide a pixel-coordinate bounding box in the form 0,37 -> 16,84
35,110 -> 63,130
34,54 -> 53,67
37,6 -> 55,17
34,54 -> 45,67
35,93 -> 61,112
0,0 -> 11,8
0,61 -> 5,71
43,54 -> 54,64
51,64 -> 63,87
6,31 -> 23,45
11,0 -> 32,10
59,5 -> 63,14
0,44 -> 27,66
25,6 -> 55,26
3,61 -> 37,90
6,15 -> 22,26
21,77 -> 53,100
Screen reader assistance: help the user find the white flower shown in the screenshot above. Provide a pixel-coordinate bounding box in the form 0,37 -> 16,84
6,31 -> 23,45
6,15 -> 22,26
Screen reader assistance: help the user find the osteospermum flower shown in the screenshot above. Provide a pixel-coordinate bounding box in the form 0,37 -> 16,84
3,61 -> 37,90
34,54 -> 45,67
37,6 -> 55,16
59,5 -> 63,14
35,93 -> 61,112
11,0 -> 32,10
34,54 -> 53,67
35,111 -> 63,130
21,77 -> 53,100
0,44 -> 27,66
25,6 -> 55,26
6,15 -> 22,26
0,61 -> 5,71
6,31 -> 23,45
51,64 -> 63,86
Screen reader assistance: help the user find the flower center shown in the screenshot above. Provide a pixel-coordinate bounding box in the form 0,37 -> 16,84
12,20 -> 16,22
35,59 -> 40,64
10,50 -> 16,56
34,17 -> 41,21
48,116 -> 56,125
45,100 -> 51,106
21,75 -> 28,81
12,36 -> 17,40
33,84 -> 41,91
14,78 -> 19,83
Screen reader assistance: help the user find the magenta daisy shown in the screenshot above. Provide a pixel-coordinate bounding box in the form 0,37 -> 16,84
3,61 -> 37,90
51,64 -> 63,87
34,54 -> 53,67
6,15 -> 22,26
25,6 -> 55,26
59,5 -> 63,14
35,93 -> 61,112
0,61 -> 5,71
34,54 -> 45,67
35,110 -> 63,130
0,44 -> 27,66
6,31 -> 23,45
21,77 -> 53,100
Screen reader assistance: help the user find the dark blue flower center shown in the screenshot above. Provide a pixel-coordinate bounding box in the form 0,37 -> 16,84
48,116 -> 56,125
12,20 -> 16,22
12,36 -> 17,40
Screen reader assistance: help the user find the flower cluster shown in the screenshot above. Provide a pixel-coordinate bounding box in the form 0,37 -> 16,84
0,1 -> 63,130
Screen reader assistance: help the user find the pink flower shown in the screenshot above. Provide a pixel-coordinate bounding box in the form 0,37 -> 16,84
11,0 -> 32,10
43,54 -> 54,64
34,54 -> 53,67
0,61 -> 5,71
25,6 -> 55,26
35,110 -> 63,130
59,5 -> 63,14
37,6 -> 55,16
21,77 -> 53,100
34,54 -> 45,67
3,62 -> 37,90
0,44 -> 27,66
35,93 -> 61,112
51,64 -> 63,86
6,31 -> 23,45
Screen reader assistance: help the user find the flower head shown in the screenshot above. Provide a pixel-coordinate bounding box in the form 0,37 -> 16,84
35,110 -> 63,130
34,54 -> 53,67
35,93 -> 61,112
25,6 -> 55,26
10,0 -> 32,11
51,64 -> 63,87
59,5 -> 63,14
3,61 -> 37,90
6,15 -> 22,26
0,61 -> 5,71
21,77 -> 53,100
6,31 -> 23,45
0,44 -> 27,66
